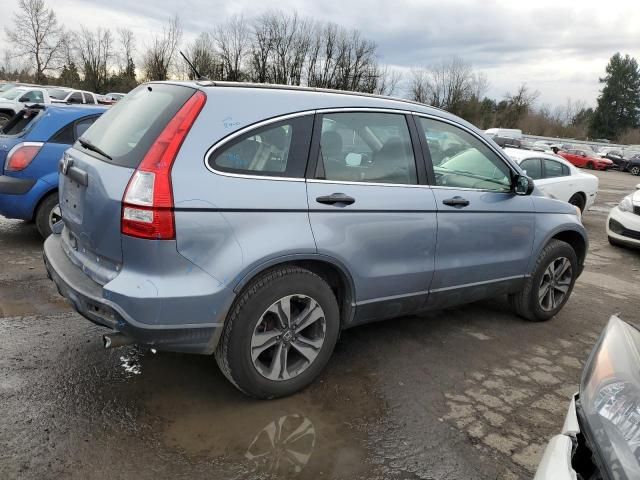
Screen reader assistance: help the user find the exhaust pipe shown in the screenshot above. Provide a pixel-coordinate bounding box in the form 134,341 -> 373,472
103,332 -> 135,349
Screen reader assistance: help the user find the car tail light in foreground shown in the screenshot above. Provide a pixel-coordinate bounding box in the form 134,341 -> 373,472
121,91 -> 206,240
5,142 -> 44,172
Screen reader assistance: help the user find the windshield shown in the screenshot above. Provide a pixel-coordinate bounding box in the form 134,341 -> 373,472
0,88 -> 25,100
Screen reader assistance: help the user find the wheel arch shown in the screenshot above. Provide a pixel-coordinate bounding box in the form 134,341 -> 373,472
32,187 -> 58,221
547,228 -> 588,276
233,254 -> 357,328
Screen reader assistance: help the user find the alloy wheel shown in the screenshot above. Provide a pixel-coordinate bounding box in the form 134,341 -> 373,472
631,166 -> 640,176
538,257 -> 572,312
48,204 -> 62,230
251,295 -> 326,381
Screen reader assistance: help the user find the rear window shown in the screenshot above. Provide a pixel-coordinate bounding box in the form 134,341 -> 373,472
0,108 -> 42,136
77,83 -> 196,168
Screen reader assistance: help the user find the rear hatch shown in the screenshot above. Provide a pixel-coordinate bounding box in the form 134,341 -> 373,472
58,83 -> 198,284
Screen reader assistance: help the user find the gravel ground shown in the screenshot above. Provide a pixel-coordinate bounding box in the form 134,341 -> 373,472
1,169 -> 639,480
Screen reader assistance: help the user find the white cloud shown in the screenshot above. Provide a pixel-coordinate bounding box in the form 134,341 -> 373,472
1,0 -> 638,107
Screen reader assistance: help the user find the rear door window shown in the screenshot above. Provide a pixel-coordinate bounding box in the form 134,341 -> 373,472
82,92 -> 95,104
543,159 -> 568,178
77,83 -> 196,168
520,158 -> 542,179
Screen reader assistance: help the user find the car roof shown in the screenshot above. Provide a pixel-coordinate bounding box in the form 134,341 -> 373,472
160,79 -> 466,120
503,147 -> 574,166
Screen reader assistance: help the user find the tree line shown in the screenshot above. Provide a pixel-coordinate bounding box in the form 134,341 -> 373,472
2,0 -> 639,143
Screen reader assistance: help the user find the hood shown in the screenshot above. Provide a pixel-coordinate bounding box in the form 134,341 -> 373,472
0,98 -> 17,107
631,189 -> 640,205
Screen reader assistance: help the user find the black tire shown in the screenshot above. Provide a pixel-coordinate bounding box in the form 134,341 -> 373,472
34,193 -> 60,238
215,266 -> 340,399
0,112 -> 11,129
509,239 -> 578,322
568,193 -> 586,213
586,162 -> 594,170
630,166 -> 640,176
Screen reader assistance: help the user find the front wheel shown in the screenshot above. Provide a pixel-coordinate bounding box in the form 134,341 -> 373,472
35,193 -> 61,238
509,239 -> 578,322
568,193 -> 585,213
631,166 -> 640,176
586,162 -> 594,170
215,266 -> 340,399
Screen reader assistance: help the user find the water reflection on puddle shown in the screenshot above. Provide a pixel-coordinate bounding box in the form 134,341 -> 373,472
245,414 -> 316,476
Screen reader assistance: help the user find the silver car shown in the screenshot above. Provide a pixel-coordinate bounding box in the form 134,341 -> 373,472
44,81 -> 587,398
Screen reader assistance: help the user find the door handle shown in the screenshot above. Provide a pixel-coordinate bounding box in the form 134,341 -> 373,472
442,196 -> 470,207
316,193 -> 356,205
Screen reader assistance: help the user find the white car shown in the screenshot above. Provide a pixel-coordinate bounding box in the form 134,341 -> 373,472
47,88 -> 98,105
0,86 -> 51,127
607,184 -> 640,248
504,148 -> 599,212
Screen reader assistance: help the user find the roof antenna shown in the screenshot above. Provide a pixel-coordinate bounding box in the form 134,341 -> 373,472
180,51 -> 208,81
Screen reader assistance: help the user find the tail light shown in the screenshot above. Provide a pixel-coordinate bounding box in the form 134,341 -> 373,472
121,91 -> 206,240
5,142 -> 43,172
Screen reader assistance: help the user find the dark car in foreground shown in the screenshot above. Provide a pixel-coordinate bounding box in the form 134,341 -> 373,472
535,316 -> 640,480
43,81 -> 587,398
0,104 -> 106,236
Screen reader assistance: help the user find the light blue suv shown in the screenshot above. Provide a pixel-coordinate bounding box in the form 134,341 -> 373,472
43,82 -> 587,398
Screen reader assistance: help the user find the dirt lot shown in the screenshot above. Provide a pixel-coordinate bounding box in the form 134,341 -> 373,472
1,170 -> 639,480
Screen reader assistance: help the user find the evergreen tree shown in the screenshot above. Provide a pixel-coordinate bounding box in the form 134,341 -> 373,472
58,62 -> 80,88
589,53 -> 640,140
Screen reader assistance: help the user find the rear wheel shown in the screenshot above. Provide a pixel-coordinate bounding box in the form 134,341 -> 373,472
631,166 -> 640,176
215,266 -> 340,399
568,193 -> 586,212
35,193 -> 61,238
510,239 -> 578,322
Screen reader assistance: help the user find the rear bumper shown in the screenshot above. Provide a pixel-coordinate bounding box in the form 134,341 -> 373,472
0,175 -> 36,194
0,177 -> 51,220
43,232 -> 226,354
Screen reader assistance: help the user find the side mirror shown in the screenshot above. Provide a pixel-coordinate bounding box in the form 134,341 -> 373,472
581,152 -> 587,157
515,175 -> 534,196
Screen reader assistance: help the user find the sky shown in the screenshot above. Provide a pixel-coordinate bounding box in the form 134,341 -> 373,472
1,0 -> 639,108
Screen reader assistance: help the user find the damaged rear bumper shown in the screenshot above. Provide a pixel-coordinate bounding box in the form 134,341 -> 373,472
43,232 -> 224,354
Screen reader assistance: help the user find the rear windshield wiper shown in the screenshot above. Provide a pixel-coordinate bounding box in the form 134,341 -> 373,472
78,136 -> 112,161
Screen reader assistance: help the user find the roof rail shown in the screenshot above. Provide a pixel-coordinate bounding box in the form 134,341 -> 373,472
194,80 -> 448,113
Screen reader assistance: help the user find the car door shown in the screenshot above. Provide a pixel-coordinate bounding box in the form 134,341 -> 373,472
414,115 -> 535,309
539,158 -> 573,202
306,110 -> 438,324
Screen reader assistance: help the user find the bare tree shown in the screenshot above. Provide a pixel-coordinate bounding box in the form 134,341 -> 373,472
498,83 -> 540,128
408,67 -> 431,104
76,26 -> 113,92
185,32 -> 221,79
117,28 -> 135,72
373,66 -> 402,96
142,15 -> 182,81
5,0 -> 65,82
214,15 -> 249,81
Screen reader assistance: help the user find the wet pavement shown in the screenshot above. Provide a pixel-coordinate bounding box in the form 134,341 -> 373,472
1,170 -> 639,479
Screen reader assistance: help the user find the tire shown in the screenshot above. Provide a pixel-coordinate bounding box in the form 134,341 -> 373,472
568,193 -> 586,213
215,266 -> 340,399
509,239 -> 578,322
586,162 -> 594,170
631,166 -> 640,176
0,112 -> 11,129
34,193 -> 61,238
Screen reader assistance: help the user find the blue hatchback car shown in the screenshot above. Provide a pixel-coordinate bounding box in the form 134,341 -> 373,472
0,104 -> 106,237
